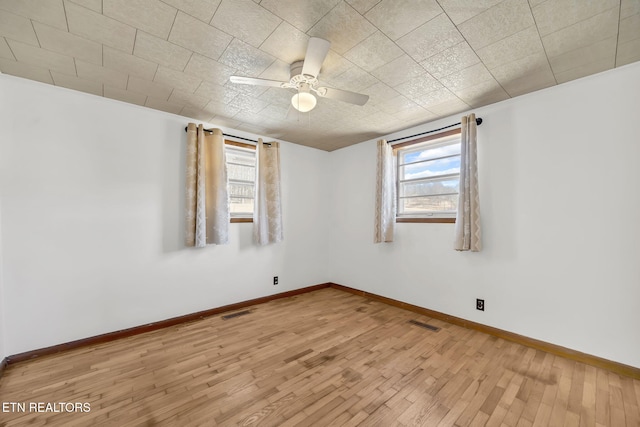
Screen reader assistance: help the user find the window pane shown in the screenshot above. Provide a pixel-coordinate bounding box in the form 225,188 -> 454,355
229,182 -> 254,198
399,177 -> 459,197
400,139 -> 460,165
399,155 -> 460,180
226,150 -> 255,166
227,163 -> 255,182
230,197 -> 254,214
399,194 -> 458,214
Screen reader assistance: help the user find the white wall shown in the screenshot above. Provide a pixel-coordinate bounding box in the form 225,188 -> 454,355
328,61 -> 640,369
0,74 -> 330,355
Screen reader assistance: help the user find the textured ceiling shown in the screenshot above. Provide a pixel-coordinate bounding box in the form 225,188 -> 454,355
1,0 -> 638,151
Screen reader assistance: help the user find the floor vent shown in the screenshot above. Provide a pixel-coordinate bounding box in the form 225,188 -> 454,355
409,320 -> 440,331
222,310 -> 252,320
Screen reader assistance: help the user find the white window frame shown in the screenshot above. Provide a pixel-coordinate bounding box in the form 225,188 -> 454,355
225,142 -> 256,221
395,129 -> 462,221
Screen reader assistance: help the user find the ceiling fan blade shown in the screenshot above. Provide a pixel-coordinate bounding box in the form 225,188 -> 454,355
316,87 -> 369,106
229,76 -> 288,88
301,38 -> 331,77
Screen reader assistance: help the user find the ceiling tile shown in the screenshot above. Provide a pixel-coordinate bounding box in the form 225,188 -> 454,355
345,0 -> 381,14
458,0 -> 534,50
259,104 -> 289,121
223,80 -> 268,97
134,31 -> 192,71
210,115 -> 242,129
260,0 -> 340,33
437,0 -> 504,25
371,54 -> 427,87
393,104 -> 436,123
621,0 -> 640,19
439,62 -> 495,92
500,66 -> 556,97
162,0 -> 220,23
619,12 -> 640,44
308,2 -> 377,54
421,41 -> 480,79
344,31 -> 404,72
554,57 -> 612,84
364,81 -> 401,105
395,72 -> 443,102
259,87 -> 294,108
219,38 -> 275,77
127,75 -> 174,99
259,21 -> 309,65
452,78 -> 509,107
65,0 -> 136,53
476,26 -> 542,71
229,93 -> 269,113
184,54 -> 235,86
195,80 -> 239,104
7,40 -> 77,75
103,0 -> 177,39
549,37 -> 616,75
103,46 -> 158,80
169,11 -> 232,61
104,86 -> 147,105
426,96 -> 468,116
145,96 -> 185,114
210,0 -> 281,48
396,13 -> 464,62
154,66 -> 202,93
66,0 -> 102,13
51,71 -> 103,96
541,7 -> 619,58
168,90 -> 208,109
376,95 -> 420,115
364,0 -> 442,41
0,9 -> 39,46
532,0 -> 618,36
0,0 -> 67,30
0,37 -> 14,60
203,99 -> 241,118
617,37 -> 640,66
179,104 -> 215,123
490,51 -> 550,83
317,50 -> 354,80
0,57 -> 53,84
324,65 -> 378,92
258,59 -> 290,82
76,60 -> 128,89
33,22 -> 103,66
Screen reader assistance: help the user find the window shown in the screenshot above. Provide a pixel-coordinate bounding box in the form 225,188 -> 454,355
395,129 -> 461,223
225,141 -> 256,222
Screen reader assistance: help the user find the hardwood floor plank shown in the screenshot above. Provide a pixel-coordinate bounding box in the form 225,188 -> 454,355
0,288 -> 638,426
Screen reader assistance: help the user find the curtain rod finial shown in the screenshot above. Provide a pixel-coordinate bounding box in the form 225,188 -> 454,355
476,117 -> 483,126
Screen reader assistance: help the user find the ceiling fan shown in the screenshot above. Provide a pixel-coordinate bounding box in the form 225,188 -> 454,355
229,38 -> 369,113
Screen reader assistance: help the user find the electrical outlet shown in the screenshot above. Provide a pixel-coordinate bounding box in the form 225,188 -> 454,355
476,299 -> 485,311
273,276 -> 278,285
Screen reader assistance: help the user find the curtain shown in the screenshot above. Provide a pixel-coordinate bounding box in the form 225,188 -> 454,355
254,140 -> 283,245
374,139 -> 396,243
185,123 -> 229,247
454,114 -> 482,251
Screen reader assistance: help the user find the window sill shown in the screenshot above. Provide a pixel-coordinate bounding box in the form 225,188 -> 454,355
231,218 -> 253,223
396,217 -> 455,223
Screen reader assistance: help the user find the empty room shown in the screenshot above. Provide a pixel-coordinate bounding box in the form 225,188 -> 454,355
0,0 -> 639,425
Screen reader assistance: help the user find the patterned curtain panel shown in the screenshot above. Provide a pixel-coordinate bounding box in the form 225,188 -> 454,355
185,123 -> 229,248
454,114 -> 482,252
254,140 -> 283,245
374,139 -> 396,243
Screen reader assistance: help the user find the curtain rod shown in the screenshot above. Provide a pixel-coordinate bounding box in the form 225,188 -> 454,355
387,117 -> 483,144
183,127 -> 261,144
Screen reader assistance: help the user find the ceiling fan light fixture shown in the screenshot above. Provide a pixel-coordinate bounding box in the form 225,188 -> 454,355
291,83 -> 317,112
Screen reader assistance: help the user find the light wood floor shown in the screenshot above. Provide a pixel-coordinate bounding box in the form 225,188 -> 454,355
1,288 -> 639,426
